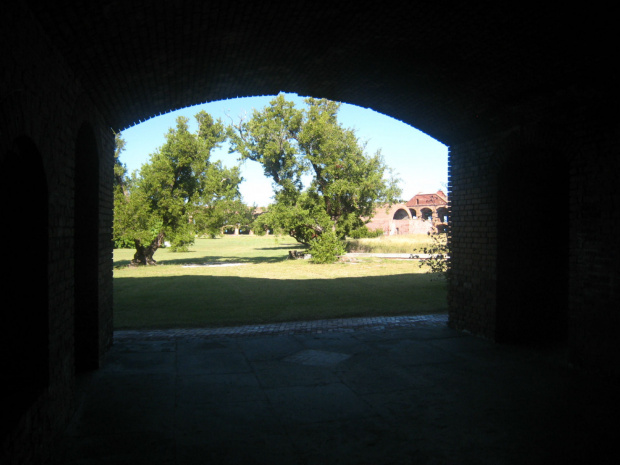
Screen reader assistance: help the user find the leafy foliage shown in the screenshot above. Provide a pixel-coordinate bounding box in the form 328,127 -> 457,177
348,225 -> 383,239
113,112 -> 243,265
229,94 -> 401,260
113,237 -> 135,249
416,233 -> 450,277
308,231 -> 347,264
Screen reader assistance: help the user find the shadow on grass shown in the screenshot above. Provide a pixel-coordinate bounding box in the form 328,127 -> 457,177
114,273 -> 447,330
114,254 -> 293,269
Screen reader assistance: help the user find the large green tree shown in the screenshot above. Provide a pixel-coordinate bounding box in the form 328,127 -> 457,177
230,95 -> 401,249
114,111 -> 243,265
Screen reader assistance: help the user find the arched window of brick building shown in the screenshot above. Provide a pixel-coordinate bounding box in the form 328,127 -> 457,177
393,208 -> 410,220
437,207 -> 449,223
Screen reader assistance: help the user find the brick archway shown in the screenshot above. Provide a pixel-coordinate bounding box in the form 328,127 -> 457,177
392,208 -> 411,221
2,3 -> 618,462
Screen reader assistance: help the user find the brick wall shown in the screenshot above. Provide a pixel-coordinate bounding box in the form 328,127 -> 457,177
567,115 -> 620,376
448,102 -> 620,376
447,138 -> 499,339
1,4 -> 114,464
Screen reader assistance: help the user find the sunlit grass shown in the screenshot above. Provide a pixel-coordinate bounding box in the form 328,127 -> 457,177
345,234 -> 437,253
113,235 -> 446,329
113,235 -> 304,268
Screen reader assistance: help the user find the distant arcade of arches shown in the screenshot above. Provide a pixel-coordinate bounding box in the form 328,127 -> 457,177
219,192 -> 449,237
365,190 -> 450,235
222,224 -> 255,235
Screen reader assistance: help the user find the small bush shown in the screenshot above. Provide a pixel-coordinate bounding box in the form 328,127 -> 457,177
169,243 -> 191,252
416,233 -> 450,277
309,232 -> 346,264
349,226 -> 383,239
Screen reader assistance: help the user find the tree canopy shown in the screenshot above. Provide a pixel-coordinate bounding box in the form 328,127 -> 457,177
113,96 -> 402,265
229,95 -> 401,251
113,111 -> 243,265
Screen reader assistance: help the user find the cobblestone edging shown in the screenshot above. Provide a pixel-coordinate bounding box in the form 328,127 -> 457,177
114,313 -> 449,341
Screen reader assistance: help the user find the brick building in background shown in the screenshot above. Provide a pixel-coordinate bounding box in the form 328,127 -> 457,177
365,190 -> 449,235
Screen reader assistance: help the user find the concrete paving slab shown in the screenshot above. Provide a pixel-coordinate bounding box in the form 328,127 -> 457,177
339,356 -> 438,395
175,399 -> 280,434
265,383 -> 376,425
252,359 -> 342,388
176,349 -> 252,375
53,431 -> 177,465
100,350 -> 177,375
283,349 -> 351,367
107,339 -> 176,353
351,325 -> 457,342
175,426 -> 299,465
377,338 -> 460,366
295,332 -> 374,355
67,373 -> 176,436
176,372 -> 265,404
285,416 -> 408,465
51,315 -> 619,464
235,334 -> 305,361
174,338 -> 232,352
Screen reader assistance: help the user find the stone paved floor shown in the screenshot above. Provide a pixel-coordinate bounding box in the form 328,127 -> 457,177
52,313 -> 618,465
114,313 -> 450,341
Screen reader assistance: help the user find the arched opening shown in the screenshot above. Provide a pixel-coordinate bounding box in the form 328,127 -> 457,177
1,136 -> 49,438
392,208 -> 410,220
421,208 -> 433,221
409,208 -> 417,218
436,207 -> 449,223
113,95 -> 449,330
74,122 -> 101,372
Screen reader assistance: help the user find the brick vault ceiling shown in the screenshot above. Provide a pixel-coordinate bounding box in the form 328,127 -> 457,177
27,1 -> 612,145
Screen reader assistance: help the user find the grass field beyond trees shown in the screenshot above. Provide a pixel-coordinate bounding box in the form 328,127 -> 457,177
113,235 -> 447,329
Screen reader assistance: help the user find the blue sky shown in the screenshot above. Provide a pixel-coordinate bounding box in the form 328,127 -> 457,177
119,93 -> 448,207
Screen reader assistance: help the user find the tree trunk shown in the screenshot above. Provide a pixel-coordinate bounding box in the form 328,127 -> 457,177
131,231 -> 165,266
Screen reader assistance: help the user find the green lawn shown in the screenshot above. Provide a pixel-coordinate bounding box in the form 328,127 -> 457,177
113,235 -> 447,329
